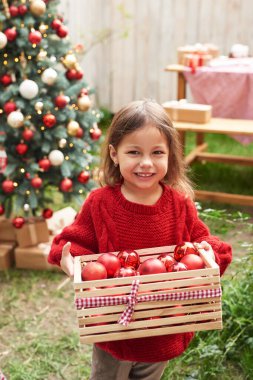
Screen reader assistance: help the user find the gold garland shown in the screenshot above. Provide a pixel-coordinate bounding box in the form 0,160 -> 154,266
2,0 -> 10,18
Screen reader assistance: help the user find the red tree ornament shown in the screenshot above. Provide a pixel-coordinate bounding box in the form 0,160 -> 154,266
117,250 -> 140,270
51,18 -> 62,30
60,178 -> 73,192
18,4 -> 28,15
54,94 -> 68,108
29,30 -> 42,45
31,176 -> 43,188
65,69 -> 77,80
9,5 -> 19,17
56,25 -> 68,38
0,74 -> 12,86
0,204 -> 5,215
75,70 -> 83,80
38,157 -> 51,171
90,127 -> 102,141
22,129 -> 34,141
2,179 -> 14,193
4,27 -> 17,42
77,170 -> 90,184
42,208 -> 53,219
0,149 -> 7,173
174,242 -> 198,261
12,216 -> 25,229
76,127 -> 84,138
157,253 -> 176,272
4,101 -> 17,115
42,113 -> 56,128
16,143 -> 28,155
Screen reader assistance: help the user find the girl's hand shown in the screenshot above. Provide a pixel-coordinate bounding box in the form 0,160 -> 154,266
194,241 -> 216,262
60,242 -> 74,277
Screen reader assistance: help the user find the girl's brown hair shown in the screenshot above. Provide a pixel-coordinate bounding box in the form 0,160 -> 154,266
99,99 -> 194,199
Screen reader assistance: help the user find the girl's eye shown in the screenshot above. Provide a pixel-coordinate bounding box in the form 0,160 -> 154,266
153,150 -> 164,155
127,151 -> 139,155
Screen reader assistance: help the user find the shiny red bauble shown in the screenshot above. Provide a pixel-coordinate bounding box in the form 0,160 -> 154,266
180,254 -> 205,270
31,177 -> 43,188
12,216 -> 25,229
29,30 -> 42,45
171,262 -> 188,272
174,242 -> 198,261
75,71 -> 83,80
16,143 -> 28,155
38,158 -> 51,171
117,250 -> 140,270
75,127 -> 84,138
97,253 -> 121,278
9,5 -> 19,17
81,261 -> 107,281
60,178 -> 73,192
0,204 -> 5,215
90,128 -> 102,141
0,74 -> 12,87
5,27 -> 17,42
80,88 -> 88,96
2,179 -> 14,193
42,113 -> 56,128
3,101 -> 17,115
139,258 -> 167,275
157,253 -> 176,272
22,129 -> 34,141
56,25 -> 68,38
114,267 -> 137,278
42,208 -> 53,219
54,95 -> 68,108
18,4 -> 28,15
65,69 -> 78,80
51,18 -> 62,30
77,170 -> 90,184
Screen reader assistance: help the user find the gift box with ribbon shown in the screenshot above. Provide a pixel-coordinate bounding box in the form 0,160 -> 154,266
0,217 -> 16,242
163,100 -> 212,124
73,245 -> 222,344
0,242 -> 16,270
15,218 -> 50,248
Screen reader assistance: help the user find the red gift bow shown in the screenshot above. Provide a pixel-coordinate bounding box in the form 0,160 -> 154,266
75,280 -> 222,327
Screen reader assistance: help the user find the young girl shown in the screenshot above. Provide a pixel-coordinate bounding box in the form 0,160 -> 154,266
48,99 -> 232,380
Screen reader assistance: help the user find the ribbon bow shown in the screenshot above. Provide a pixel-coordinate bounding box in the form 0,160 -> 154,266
118,279 -> 140,326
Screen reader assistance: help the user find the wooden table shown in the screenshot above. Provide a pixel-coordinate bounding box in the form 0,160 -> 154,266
173,118 -> 253,206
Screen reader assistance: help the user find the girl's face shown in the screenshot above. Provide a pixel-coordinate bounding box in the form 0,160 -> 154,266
109,123 -> 169,193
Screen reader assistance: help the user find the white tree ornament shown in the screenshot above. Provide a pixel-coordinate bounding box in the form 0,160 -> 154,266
7,110 -> 24,128
41,68 -> 58,85
0,31 -> 7,49
48,150 -> 64,166
19,79 -> 39,99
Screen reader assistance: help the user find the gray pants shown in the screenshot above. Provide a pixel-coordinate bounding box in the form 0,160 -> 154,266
90,345 -> 167,380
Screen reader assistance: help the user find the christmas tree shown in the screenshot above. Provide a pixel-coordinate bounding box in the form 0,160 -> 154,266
0,0 -> 102,227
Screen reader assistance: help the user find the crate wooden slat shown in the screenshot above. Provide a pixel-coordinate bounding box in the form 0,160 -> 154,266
73,245 -> 222,344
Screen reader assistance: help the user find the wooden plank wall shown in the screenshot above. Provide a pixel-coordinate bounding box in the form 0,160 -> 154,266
58,0 -> 253,112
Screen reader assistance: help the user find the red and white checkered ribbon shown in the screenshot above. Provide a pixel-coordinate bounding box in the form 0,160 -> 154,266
75,281 -> 222,326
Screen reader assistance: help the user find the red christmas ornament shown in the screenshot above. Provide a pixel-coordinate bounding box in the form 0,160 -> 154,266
2,179 -> 14,193
174,242 -> 198,261
31,176 -> 43,189
51,18 -> 62,30
80,88 -> 88,96
4,27 -> 17,42
171,262 -> 188,272
38,157 -> 51,171
16,143 -> 28,155
76,127 -> 84,138
114,267 -> 137,278
4,101 -> 17,115
90,127 -> 102,141
22,129 -> 34,141
180,254 -> 205,270
42,208 -> 53,219
97,253 -> 121,278
75,71 -> 83,80
56,25 -> 68,38
12,216 -> 25,229
18,4 -> 28,15
29,30 -> 42,45
42,113 -> 56,128
0,149 -> 7,173
9,5 -> 19,17
77,170 -> 90,184
54,95 -> 68,108
117,250 -> 140,270
157,253 -> 176,272
0,204 -> 5,215
60,178 -> 73,192
0,74 -> 12,87
139,258 -> 167,275
65,69 -> 77,81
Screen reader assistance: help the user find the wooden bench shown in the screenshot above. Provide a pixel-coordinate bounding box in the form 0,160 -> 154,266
173,118 -> 253,206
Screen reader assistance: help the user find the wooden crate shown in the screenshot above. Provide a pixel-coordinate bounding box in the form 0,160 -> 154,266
73,246 -> 222,344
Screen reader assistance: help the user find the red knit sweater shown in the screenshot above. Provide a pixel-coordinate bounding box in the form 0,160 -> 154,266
48,184 -> 232,363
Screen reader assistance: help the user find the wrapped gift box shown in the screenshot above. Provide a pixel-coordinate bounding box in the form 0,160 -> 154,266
177,43 -> 220,65
163,100 -> 212,123
0,242 -> 16,270
46,207 -> 77,235
15,219 -> 50,248
0,217 -> 16,242
14,238 -> 60,271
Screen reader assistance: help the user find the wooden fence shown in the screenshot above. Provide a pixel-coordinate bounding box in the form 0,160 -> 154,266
59,0 -> 253,112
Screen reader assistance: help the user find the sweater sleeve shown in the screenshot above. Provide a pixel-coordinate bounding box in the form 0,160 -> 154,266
48,193 -> 98,266
185,198 -> 232,276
